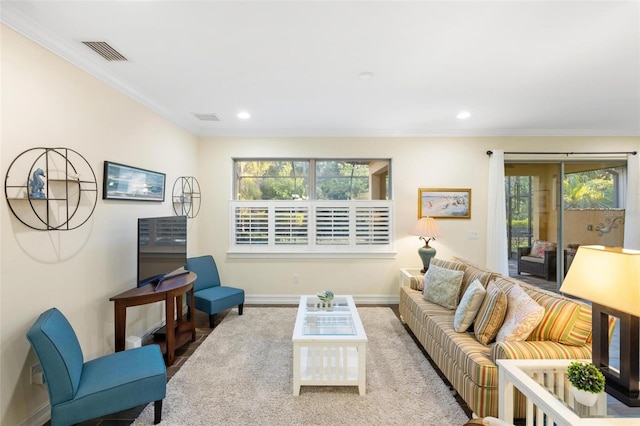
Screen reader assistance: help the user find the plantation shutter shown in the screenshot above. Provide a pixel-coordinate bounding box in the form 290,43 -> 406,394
315,206 -> 350,245
356,206 -> 390,245
234,206 -> 268,244
275,207 -> 309,245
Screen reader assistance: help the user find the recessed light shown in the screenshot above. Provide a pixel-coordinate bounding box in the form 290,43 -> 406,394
357,72 -> 374,81
457,111 -> 471,120
237,111 -> 251,119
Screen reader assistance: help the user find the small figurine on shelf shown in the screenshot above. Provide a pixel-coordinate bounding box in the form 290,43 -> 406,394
29,168 -> 46,199
316,290 -> 334,310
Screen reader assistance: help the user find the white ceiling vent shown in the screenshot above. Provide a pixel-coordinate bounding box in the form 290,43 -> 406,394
193,113 -> 220,122
81,41 -> 127,61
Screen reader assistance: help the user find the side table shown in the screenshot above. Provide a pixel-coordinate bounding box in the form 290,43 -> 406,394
399,267 -> 423,289
109,272 -> 197,366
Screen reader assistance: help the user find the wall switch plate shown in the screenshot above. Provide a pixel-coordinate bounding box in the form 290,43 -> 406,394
468,231 -> 479,240
293,274 -> 299,284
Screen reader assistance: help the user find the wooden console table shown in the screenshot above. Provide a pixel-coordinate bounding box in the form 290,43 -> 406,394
109,272 -> 197,366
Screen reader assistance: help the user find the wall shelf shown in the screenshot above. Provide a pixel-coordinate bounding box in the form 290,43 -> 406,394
4,147 -> 98,230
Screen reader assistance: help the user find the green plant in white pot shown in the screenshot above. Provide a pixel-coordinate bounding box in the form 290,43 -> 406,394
567,361 -> 606,406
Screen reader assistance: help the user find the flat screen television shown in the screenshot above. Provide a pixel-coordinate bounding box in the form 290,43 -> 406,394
137,215 -> 187,287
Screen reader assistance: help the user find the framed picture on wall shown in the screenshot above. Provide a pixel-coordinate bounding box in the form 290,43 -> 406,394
418,188 -> 471,219
103,161 -> 166,201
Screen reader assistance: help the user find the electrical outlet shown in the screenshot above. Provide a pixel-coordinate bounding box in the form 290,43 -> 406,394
293,273 -> 299,284
468,231 -> 479,240
31,363 -> 44,385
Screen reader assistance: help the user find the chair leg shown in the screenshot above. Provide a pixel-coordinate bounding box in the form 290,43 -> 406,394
209,314 -> 215,328
238,303 -> 244,315
154,399 -> 163,424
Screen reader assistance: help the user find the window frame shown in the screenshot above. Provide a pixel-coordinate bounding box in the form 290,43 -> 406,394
230,158 -> 394,257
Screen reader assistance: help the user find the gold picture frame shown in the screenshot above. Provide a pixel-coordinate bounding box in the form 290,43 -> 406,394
418,188 -> 471,219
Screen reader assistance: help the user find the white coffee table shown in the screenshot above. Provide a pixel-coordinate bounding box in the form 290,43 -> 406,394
292,295 -> 367,395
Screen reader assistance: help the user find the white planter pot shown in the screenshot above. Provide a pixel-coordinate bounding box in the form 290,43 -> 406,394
572,387 -> 599,406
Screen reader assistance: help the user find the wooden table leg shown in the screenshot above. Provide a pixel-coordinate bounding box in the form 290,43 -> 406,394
114,301 -> 127,352
189,288 -> 196,341
165,295 -> 175,366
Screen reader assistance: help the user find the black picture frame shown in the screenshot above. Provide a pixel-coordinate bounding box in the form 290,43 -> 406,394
103,161 -> 166,201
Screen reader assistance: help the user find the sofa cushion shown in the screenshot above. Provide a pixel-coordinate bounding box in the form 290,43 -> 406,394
496,283 -> 544,342
411,258 -> 466,291
520,255 -> 544,264
423,264 -> 465,310
518,282 -> 592,346
530,240 -> 556,257
430,257 -> 467,272
454,279 -> 486,332
474,282 -> 507,345
491,340 -> 593,362
492,278 -> 591,347
410,275 -> 424,291
450,256 -> 499,297
425,315 -> 497,388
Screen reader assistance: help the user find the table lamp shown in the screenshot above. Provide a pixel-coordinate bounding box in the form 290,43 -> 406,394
559,245 -> 640,406
410,217 -> 442,273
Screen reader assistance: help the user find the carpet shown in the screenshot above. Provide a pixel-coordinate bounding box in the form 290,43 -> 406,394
133,307 -> 470,425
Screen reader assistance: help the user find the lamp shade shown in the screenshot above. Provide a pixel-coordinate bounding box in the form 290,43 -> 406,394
410,217 -> 442,239
560,245 -> 640,317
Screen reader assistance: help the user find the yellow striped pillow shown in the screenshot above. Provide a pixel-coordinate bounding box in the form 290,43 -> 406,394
525,293 -> 584,346
474,281 -> 508,345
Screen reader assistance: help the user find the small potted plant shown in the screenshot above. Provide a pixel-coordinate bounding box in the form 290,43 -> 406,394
567,361 -> 605,406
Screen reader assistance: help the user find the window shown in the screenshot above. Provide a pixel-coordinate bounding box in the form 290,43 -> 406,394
231,159 -> 392,254
563,168 -> 621,209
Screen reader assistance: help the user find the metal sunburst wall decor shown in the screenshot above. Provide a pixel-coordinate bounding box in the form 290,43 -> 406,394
172,176 -> 201,218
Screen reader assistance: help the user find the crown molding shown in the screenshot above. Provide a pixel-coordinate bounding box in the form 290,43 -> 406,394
1,4 -> 198,136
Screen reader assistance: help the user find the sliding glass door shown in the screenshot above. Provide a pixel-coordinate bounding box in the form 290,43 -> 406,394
505,160 -> 627,288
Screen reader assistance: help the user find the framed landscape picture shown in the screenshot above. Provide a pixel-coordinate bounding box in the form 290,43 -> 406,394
103,161 -> 166,201
418,188 -> 471,219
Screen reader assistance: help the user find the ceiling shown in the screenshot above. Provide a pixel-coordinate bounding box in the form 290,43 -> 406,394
2,1 -> 639,138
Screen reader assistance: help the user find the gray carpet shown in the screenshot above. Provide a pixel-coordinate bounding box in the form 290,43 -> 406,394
133,307 -> 469,425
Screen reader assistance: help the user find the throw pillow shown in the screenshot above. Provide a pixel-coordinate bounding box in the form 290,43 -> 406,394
496,284 -> 545,342
529,240 -> 556,258
474,281 -> 508,345
525,292 -> 583,345
422,264 -> 465,310
454,279 -> 486,332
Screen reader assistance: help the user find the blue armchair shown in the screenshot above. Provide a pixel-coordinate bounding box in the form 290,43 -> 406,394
26,308 -> 166,425
185,255 -> 245,328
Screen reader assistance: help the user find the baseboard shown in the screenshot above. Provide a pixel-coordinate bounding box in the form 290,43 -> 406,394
20,402 -> 49,426
245,294 -> 399,305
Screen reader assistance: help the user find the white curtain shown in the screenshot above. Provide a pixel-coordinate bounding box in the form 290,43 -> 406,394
624,153 -> 640,249
486,150 -> 509,275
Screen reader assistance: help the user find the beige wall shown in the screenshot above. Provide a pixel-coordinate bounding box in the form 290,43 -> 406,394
196,137 -> 639,301
1,26 -> 198,425
2,23 -> 640,426
564,209 -> 625,247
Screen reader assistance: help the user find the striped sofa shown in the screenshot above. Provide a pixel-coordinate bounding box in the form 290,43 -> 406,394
399,257 -> 600,418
